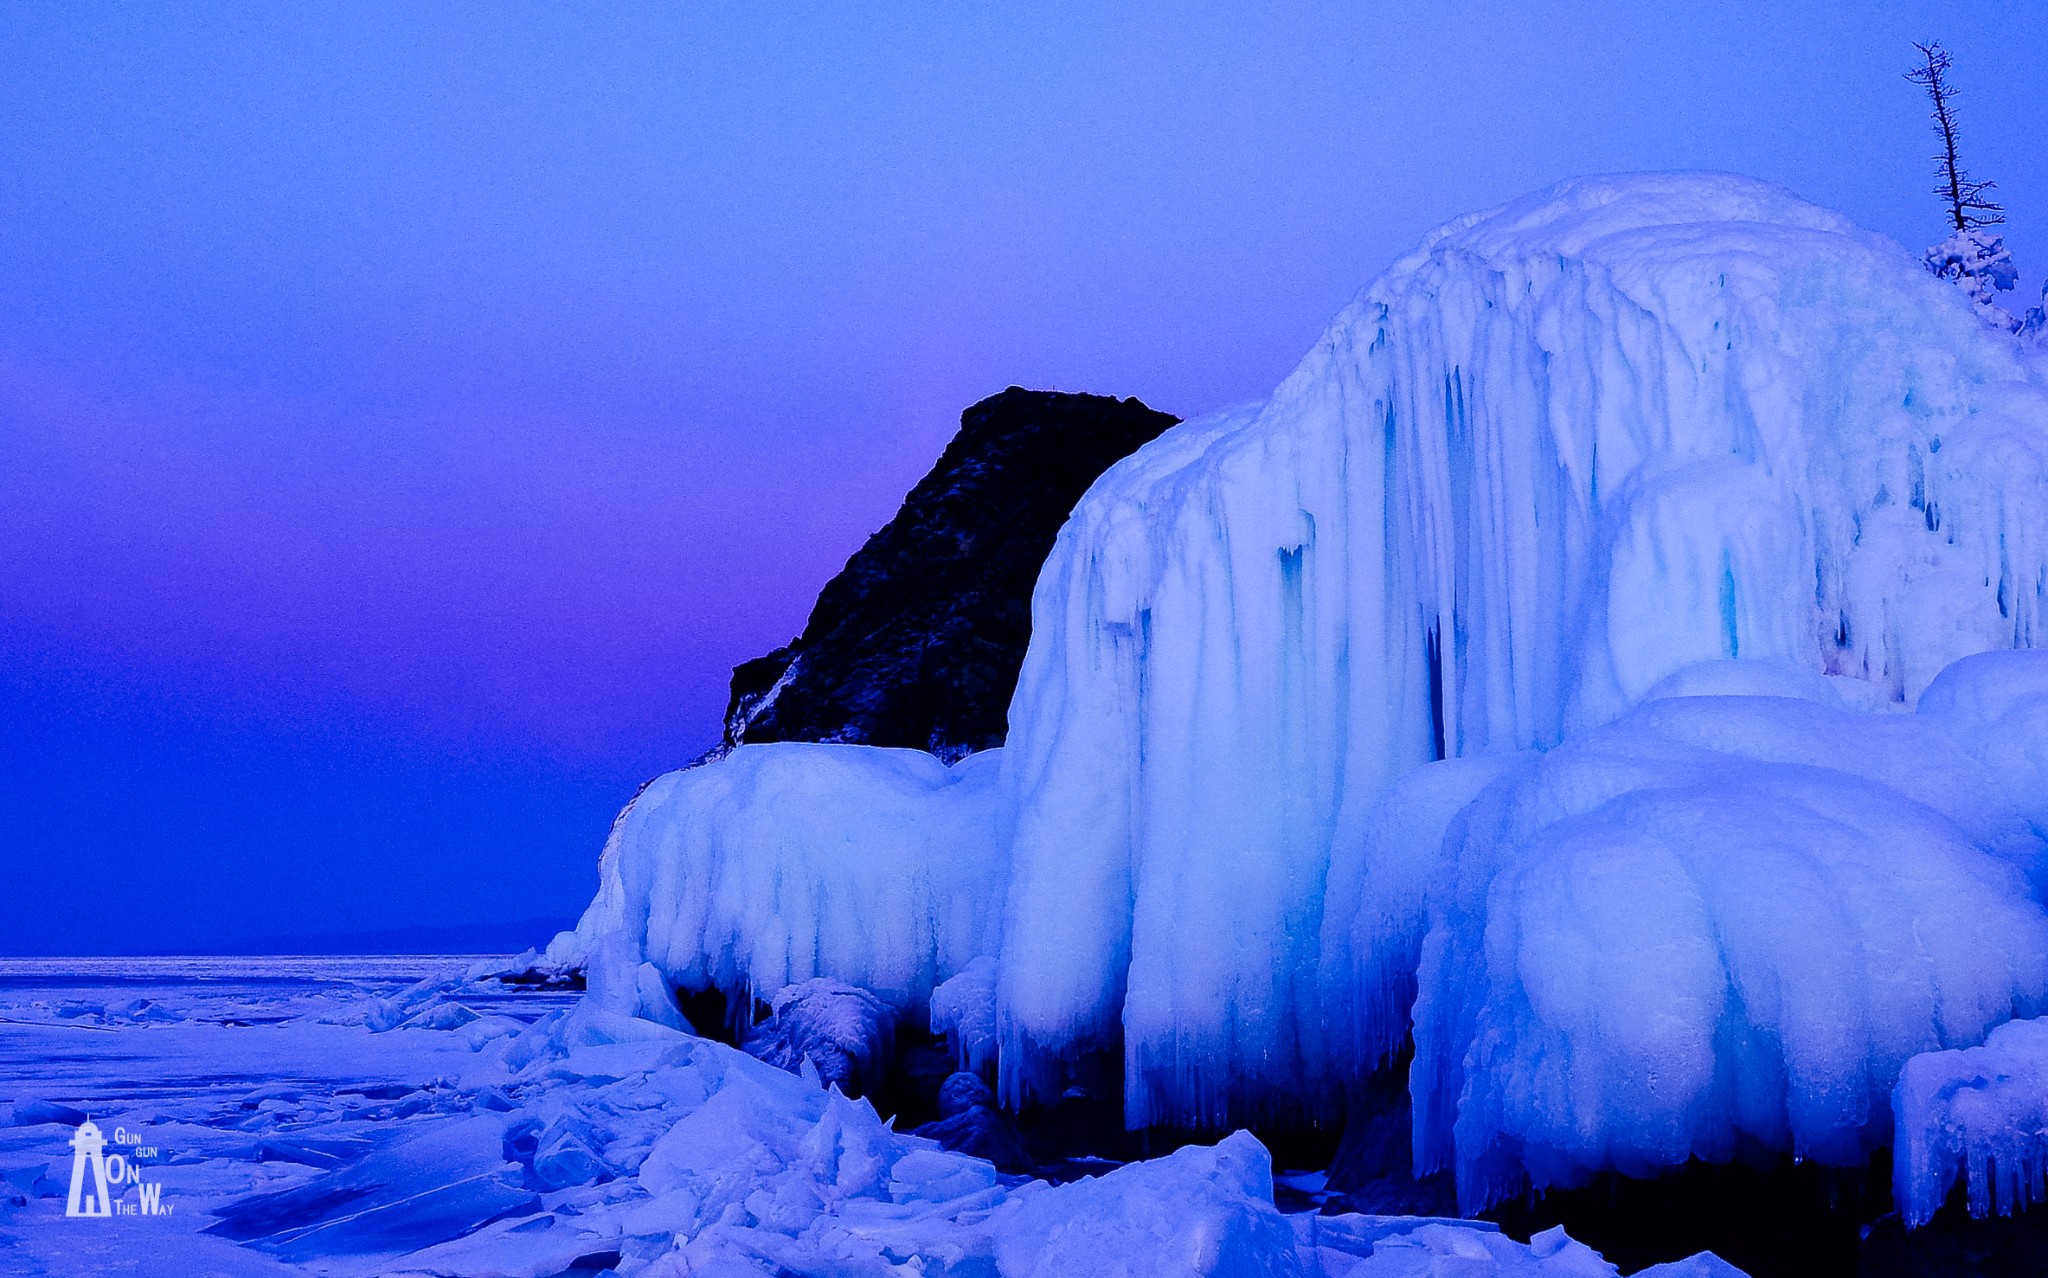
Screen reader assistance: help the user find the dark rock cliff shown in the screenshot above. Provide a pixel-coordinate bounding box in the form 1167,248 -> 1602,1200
715,387 -> 1179,760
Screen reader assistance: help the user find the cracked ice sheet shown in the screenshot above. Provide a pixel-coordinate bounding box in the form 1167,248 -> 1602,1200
0,959 -> 1744,1277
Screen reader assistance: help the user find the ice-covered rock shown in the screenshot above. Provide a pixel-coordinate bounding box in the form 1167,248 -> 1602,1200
1317,752 -> 1532,1090
938,1070 -> 997,1117
1894,1015 -> 2048,1228
997,172 -> 2048,1126
913,1071 -> 1034,1172
744,977 -> 896,1098
550,744 -> 1007,1010
1407,688 -> 2048,1211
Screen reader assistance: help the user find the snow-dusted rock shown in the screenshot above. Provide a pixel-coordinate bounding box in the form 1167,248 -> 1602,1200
912,1071 -> 1033,1172
714,388 -> 1179,761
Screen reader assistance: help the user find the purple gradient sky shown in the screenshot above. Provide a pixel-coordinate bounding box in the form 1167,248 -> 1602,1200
4,3 -> 2044,952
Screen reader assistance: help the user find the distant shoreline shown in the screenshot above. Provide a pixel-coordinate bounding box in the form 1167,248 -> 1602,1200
0,916 -> 572,961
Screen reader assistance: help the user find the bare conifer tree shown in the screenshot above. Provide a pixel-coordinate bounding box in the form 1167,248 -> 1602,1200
1909,42 -> 2019,330
1907,41 -> 2005,231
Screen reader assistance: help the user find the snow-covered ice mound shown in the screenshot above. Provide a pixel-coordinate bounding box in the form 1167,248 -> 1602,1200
552,743 -> 1007,1009
1404,678 -> 2048,1211
997,171 -> 2048,1125
1914,647 -> 2048,841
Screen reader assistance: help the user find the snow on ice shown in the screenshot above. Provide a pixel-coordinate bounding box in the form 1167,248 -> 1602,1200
0,960 -> 1734,1276
1924,227 -> 2023,331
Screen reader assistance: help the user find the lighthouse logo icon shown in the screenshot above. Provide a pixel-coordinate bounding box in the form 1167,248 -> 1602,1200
65,1119 -> 114,1218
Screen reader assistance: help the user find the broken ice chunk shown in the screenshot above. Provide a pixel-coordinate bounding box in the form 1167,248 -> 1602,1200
206,1115 -> 539,1260
992,1131 -> 1299,1277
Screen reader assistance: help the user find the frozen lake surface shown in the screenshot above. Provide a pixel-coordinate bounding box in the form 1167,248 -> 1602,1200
0,957 -> 572,1276
0,958 -> 1737,1277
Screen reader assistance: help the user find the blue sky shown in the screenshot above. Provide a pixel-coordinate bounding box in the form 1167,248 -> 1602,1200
3,2 -> 2043,953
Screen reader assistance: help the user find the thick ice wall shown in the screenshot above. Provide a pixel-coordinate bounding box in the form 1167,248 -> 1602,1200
996,392 -> 1428,1124
997,172 -> 2048,1126
554,744 -> 1007,1010
1314,751 -> 1531,1091
1407,689 -> 2048,1212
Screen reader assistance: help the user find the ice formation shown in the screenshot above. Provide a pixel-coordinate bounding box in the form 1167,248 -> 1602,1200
931,955 -> 1001,1076
996,172 -> 2048,1126
1894,1015 -> 2048,1228
560,173 -> 2048,1168
1316,751 -> 1531,1084
1405,680 -> 2048,1210
550,743 -> 1007,1010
